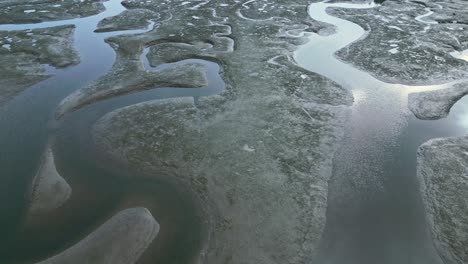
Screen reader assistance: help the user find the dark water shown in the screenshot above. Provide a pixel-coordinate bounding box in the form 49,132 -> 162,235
0,0 -> 224,262
0,0 -> 466,263
0,1 -> 131,250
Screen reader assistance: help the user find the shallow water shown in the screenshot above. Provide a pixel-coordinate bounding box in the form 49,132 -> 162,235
0,0 -> 223,262
294,2 -> 467,264
0,0 -> 129,252
0,0 -> 467,263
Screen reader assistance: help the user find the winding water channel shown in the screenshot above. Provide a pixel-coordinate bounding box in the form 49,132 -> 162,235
0,0 -> 222,262
0,0 -> 467,263
295,1 -> 468,264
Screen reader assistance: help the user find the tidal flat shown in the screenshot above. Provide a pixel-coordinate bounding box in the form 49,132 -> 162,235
0,0 -> 467,264
331,0 -> 468,84
0,25 -> 79,105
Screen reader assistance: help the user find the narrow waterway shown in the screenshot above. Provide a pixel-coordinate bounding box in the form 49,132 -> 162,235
0,0 -> 224,262
0,0 -> 142,251
294,2 -> 468,263
1,0 -> 467,263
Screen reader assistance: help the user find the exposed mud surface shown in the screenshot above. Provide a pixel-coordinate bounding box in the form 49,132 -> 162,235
1,0 -> 353,263
409,82 -> 468,120
331,0 -> 468,84
84,0 -> 352,263
0,25 -> 79,106
295,1 -> 468,264
1,0 -> 468,264
37,207 -> 159,264
418,136 -> 468,264
27,146 -> 72,217
0,0 -> 106,24
95,9 -> 159,33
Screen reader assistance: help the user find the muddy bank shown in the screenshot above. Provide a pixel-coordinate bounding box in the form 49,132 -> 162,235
409,82 -> 468,120
0,0 -> 351,261
0,0 -> 107,24
60,0 -> 354,262
417,136 -> 468,264
36,207 -> 159,264
56,60 -> 208,118
92,94 -> 348,264
0,25 -> 79,106
95,9 -> 158,33
330,0 -> 468,84
27,146 -> 71,217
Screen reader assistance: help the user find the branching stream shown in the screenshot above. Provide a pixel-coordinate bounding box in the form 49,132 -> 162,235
294,1 -> 468,264
0,0 -> 467,263
0,0 -> 223,262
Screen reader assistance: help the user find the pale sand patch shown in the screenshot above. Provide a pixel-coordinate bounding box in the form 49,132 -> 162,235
28,145 -> 72,215
37,207 -> 159,264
